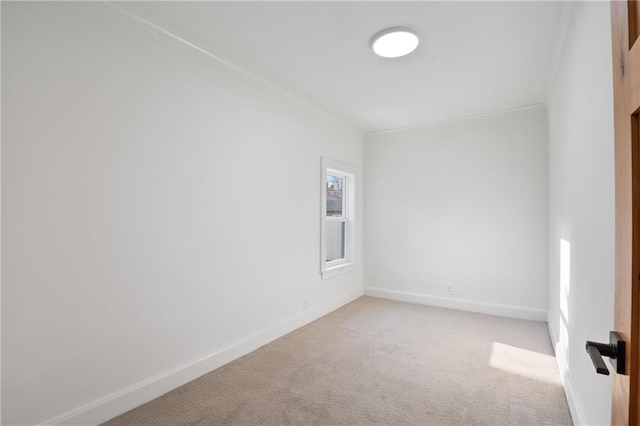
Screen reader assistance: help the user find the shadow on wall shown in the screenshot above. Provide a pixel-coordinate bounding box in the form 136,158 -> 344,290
558,238 -> 571,378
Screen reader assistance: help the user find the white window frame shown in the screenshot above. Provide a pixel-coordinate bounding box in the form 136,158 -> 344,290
321,157 -> 357,279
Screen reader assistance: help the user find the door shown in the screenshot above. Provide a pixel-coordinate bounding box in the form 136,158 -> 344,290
611,1 -> 640,424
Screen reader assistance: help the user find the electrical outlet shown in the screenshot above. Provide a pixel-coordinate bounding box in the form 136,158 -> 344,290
303,298 -> 310,310
446,285 -> 454,295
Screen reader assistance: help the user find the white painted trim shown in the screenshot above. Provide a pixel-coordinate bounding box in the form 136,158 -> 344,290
321,262 -> 358,280
364,287 -> 547,321
561,373 -> 587,426
364,104 -> 545,136
547,317 -> 587,426
41,289 -> 364,426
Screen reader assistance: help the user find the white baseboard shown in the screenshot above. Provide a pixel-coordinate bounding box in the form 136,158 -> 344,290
364,287 -> 547,321
547,316 -> 587,426
42,288 -> 364,426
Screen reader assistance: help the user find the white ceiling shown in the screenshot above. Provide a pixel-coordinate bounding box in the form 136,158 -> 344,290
119,1 -> 573,133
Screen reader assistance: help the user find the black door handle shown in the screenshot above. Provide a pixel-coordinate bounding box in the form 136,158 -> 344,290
586,342 -> 614,374
585,331 -> 626,375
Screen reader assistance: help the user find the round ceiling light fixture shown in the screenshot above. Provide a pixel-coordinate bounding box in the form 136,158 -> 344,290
370,27 -> 419,58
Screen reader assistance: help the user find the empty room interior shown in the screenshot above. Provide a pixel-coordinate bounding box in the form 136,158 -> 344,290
2,1 -> 624,425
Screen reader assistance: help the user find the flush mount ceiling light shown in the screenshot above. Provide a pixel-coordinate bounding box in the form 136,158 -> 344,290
370,27 -> 419,58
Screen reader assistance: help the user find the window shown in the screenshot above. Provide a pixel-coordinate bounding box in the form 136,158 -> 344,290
321,157 -> 357,278
326,172 -> 346,263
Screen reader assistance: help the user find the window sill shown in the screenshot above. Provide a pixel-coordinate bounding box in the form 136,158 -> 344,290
321,262 -> 357,280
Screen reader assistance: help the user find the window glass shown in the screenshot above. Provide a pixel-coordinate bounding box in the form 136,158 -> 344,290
326,221 -> 345,262
326,175 -> 344,217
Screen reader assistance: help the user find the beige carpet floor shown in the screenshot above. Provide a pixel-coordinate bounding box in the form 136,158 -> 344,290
103,296 -> 572,425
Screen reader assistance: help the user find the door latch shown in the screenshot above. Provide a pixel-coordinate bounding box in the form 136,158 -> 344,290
585,331 -> 626,375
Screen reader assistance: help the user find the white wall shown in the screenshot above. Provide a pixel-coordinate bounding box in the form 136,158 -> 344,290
1,2 -> 363,424
364,107 -> 549,320
547,3 -> 615,425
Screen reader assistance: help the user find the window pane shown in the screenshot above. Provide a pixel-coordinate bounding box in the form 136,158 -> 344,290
326,175 -> 343,217
326,221 -> 345,262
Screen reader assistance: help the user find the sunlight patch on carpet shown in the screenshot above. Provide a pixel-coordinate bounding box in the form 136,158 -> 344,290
489,342 -> 561,385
